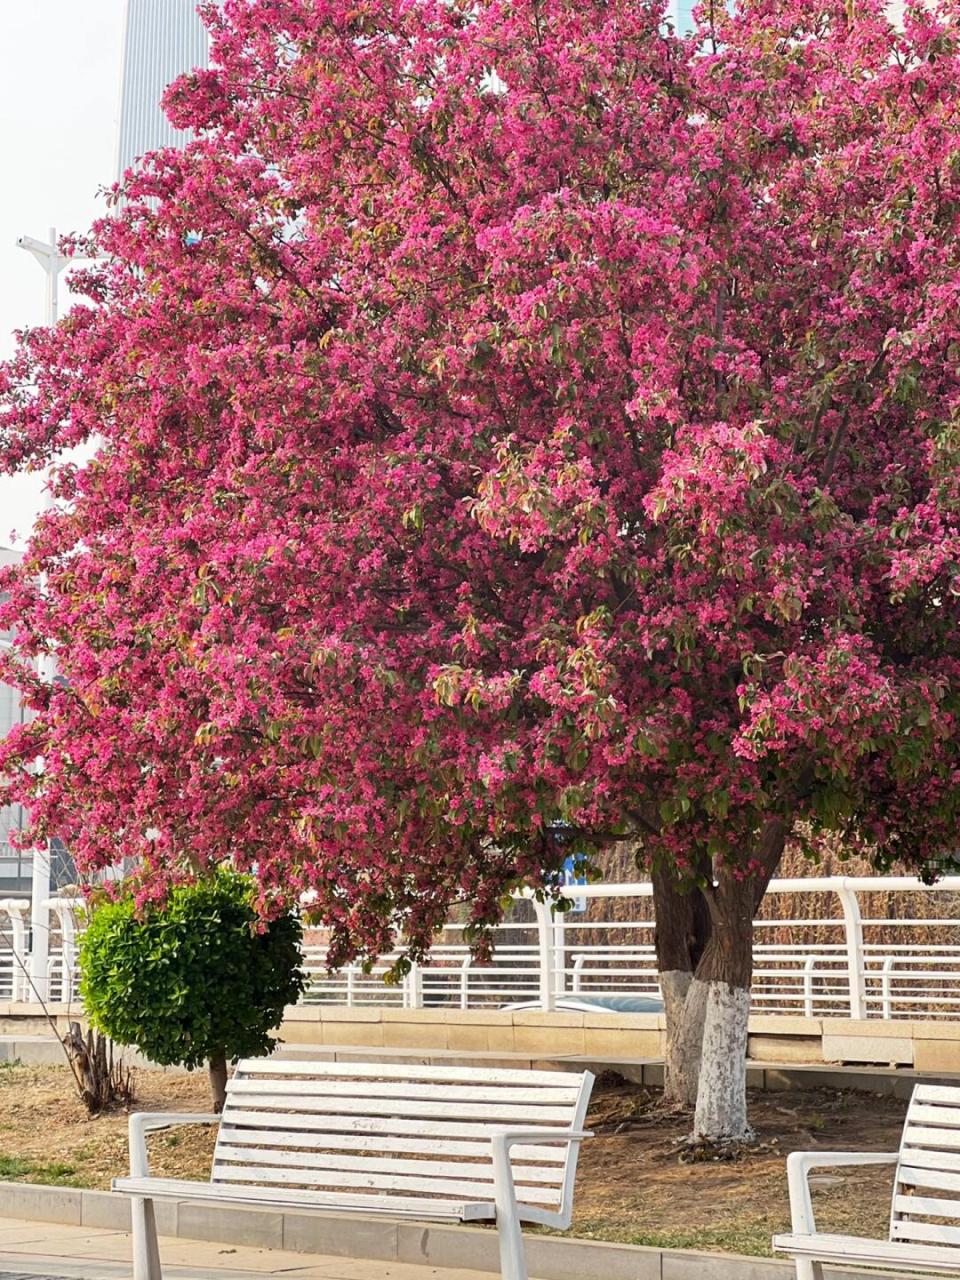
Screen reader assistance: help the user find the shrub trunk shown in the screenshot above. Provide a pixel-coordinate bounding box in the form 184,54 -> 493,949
209,1053 -> 228,1112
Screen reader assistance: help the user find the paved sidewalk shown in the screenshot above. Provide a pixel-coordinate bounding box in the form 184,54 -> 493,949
0,1218 -> 506,1280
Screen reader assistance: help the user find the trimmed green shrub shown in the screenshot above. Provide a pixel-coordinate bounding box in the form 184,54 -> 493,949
79,870 -> 306,1108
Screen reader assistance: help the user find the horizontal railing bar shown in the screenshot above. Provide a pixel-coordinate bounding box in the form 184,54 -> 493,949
861,919 -> 960,927
514,875 -> 960,901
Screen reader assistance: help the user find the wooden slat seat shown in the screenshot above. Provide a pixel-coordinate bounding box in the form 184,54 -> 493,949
114,1174 -> 495,1220
774,1084 -> 960,1278
775,1232 -> 960,1274
113,1058 -> 594,1280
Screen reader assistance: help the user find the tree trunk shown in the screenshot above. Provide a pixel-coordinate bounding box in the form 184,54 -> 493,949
208,1054 -> 228,1112
62,1022 -> 133,1115
652,861 -> 712,1107
691,877 -> 756,1141
692,818 -> 787,1143
662,972 -> 710,1107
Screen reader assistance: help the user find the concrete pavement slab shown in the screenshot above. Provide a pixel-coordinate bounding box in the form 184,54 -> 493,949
0,1217 -> 513,1280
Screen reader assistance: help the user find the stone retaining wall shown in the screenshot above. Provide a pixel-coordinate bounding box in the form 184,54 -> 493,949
281,1004 -> 960,1072
2,1001 -> 959,1075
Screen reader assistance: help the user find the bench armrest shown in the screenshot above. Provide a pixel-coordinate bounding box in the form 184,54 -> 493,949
489,1127 -> 594,1238
786,1150 -> 898,1234
490,1128 -> 593,1150
129,1112 -> 221,1178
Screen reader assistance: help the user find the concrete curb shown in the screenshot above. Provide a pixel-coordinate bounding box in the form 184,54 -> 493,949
0,1183 -> 887,1280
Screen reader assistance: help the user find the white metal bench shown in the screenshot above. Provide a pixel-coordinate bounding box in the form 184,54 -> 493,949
774,1083 -> 960,1277
113,1058 -> 594,1280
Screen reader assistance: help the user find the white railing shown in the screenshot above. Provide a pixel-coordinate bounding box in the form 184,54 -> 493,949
302,877 -> 960,1020
0,877 -> 958,1021
0,895 -> 80,1004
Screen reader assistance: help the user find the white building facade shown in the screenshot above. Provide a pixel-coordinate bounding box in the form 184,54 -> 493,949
117,0 -> 211,181
0,547 -> 30,894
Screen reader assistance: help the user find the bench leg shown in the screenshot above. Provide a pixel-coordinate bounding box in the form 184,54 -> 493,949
132,1196 -> 163,1280
794,1262 -> 824,1280
490,1139 -> 528,1280
495,1212 -> 528,1280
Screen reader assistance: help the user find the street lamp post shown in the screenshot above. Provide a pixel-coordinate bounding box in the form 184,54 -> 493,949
17,228 -> 69,330
16,227 -> 67,1001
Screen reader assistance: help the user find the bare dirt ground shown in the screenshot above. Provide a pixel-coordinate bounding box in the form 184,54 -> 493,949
569,1071 -> 902,1254
0,1062 -> 905,1256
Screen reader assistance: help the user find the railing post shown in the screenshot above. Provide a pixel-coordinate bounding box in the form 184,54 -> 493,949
405,962 -> 423,1010
881,956 -> 896,1020
553,911 -> 566,1001
12,909 -> 27,1003
48,898 -> 79,1004
0,902 -> 29,1002
802,955 -> 816,1017
571,954 -> 586,995
28,843 -> 51,1003
61,905 -> 74,1004
836,880 -> 867,1019
459,955 -> 471,1010
532,898 -> 556,1012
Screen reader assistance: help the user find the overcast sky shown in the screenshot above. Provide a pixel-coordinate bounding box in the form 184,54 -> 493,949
0,1 -> 122,547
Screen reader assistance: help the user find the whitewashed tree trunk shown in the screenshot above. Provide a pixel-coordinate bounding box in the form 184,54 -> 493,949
652,863 -> 711,1107
659,968 -> 691,1025
687,817 -> 787,1143
694,982 -> 752,1140
662,971 -> 708,1107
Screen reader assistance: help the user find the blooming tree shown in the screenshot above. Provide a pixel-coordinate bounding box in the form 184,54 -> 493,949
2,0 -> 960,1141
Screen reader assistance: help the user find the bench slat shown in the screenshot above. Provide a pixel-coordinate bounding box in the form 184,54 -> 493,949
219,1125 -> 567,1163
899,1165 -> 960,1195
891,1221 -> 960,1247
907,1105 -> 960,1129
219,1109 -> 560,1142
115,1176 -> 492,1219
903,1127 -> 960,1153
915,1086 -> 960,1107
894,1194 -> 960,1220
211,1162 -> 561,1205
214,1144 -> 563,1185
774,1233 -> 960,1269
900,1149 -> 960,1176
227,1079 -> 580,1105
237,1061 -> 578,1088
221,1094 -> 572,1122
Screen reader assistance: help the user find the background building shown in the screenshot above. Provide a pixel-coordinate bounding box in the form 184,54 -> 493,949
116,0 -> 210,181
0,547 -> 30,894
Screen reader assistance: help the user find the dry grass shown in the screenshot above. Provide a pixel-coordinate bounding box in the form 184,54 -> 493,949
0,1061 -> 216,1189
0,1062 -> 906,1257
564,1073 -> 903,1255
